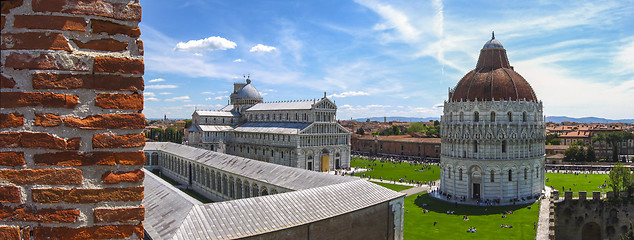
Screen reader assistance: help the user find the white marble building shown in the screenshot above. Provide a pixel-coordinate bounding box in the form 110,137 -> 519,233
186,78 -> 351,172
439,34 -> 546,204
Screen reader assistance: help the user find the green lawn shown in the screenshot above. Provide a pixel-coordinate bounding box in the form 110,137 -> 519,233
404,192 -> 539,240
350,157 -> 440,183
545,172 -> 610,197
372,182 -> 414,192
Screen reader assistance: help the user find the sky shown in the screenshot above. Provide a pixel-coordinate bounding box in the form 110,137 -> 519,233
140,0 -> 634,120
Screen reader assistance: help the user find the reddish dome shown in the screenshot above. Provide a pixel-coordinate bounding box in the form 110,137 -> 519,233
450,34 -> 537,102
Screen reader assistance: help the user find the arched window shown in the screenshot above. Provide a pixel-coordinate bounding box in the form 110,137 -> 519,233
502,141 -> 507,153
474,112 -> 479,122
508,169 -> 513,181
491,111 -> 496,122
459,112 -> 464,121
524,168 -> 528,180
459,168 -> 463,181
473,140 -> 478,153
448,167 -> 451,179
449,112 -> 453,122
490,170 -> 495,182
522,112 -> 527,122
508,112 -> 513,122
536,166 -> 539,178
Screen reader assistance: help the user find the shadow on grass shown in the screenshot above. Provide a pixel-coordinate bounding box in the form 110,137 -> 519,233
414,193 -> 533,216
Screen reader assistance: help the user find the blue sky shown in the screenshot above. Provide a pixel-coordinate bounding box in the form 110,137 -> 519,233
140,0 -> 634,120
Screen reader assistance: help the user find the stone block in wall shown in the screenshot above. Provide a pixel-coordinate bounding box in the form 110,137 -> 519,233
552,190 -> 559,200
578,191 -> 586,201
592,191 -> 601,200
564,191 -> 573,200
606,191 -> 615,198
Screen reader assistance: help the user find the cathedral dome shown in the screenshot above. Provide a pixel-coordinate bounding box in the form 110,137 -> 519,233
235,79 -> 262,100
450,33 -> 537,102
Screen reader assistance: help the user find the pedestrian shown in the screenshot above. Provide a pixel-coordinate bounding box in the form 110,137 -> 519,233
434,221 -> 437,226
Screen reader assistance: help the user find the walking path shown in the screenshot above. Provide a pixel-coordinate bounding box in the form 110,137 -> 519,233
535,187 -> 553,240
400,186 -> 429,196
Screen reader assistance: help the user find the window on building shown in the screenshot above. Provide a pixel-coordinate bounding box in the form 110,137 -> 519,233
490,170 -> 495,182
473,140 -> 478,153
536,166 -> 539,178
474,111 -> 479,122
502,141 -> 507,153
491,112 -> 496,122
508,112 -> 513,122
523,112 -> 527,122
524,168 -> 527,180
401,145 -> 404,151
508,169 -> 513,181
448,167 -> 451,179
459,168 -> 463,181
460,112 -> 464,121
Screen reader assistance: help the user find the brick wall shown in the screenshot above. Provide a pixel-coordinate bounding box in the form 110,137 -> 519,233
1,0 -> 145,239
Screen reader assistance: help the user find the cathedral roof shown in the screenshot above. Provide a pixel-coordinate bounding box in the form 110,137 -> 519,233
450,33 -> 537,102
235,79 -> 262,100
246,100 -> 315,111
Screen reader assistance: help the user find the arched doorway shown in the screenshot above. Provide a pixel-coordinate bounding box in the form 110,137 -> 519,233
320,149 -> 330,172
582,222 -> 601,240
335,152 -> 341,169
469,165 -> 482,200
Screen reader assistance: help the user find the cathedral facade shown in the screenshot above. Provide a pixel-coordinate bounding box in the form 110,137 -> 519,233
186,78 -> 351,172
439,34 -> 546,204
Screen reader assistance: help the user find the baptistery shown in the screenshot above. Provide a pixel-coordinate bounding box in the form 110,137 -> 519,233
439,33 -> 545,205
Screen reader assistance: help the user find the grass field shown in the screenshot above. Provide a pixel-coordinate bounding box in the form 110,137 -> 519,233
404,192 -> 539,240
545,172 -> 610,197
372,182 -> 414,192
350,157 -> 440,183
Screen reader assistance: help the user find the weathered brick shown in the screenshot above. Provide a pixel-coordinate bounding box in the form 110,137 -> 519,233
0,186 -> 21,203
115,151 -> 145,165
4,52 -> 90,71
13,15 -> 86,31
32,73 -> 144,91
102,169 -> 144,184
66,137 -> 81,150
91,19 -> 141,37
0,226 -> 20,240
93,57 -> 144,74
136,39 -> 143,55
73,39 -> 128,51
93,133 -> 145,149
34,151 -> 115,166
33,0 -> 142,21
1,0 -> 23,14
0,205 -> 79,223
0,169 -> 82,185
0,16 -> 5,30
64,113 -> 145,129
20,132 -> 67,150
0,152 -> 25,166
34,224 -> 144,240
94,207 -> 144,223
0,92 -> 78,108
1,74 -> 16,88
0,133 -> 21,148
95,93 -> 143,110
32,186 -> 144,203
1,32 -> 72,51
34,113 -> 63,127
0,113 -> 24,128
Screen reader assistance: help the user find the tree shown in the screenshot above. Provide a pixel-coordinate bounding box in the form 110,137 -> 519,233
586,145 -> 596,162
184,119 -> 192,129
407,122 -> 425,134
608,163 -> 632,197
564,141 -> 586,162
546,133 -> 561,145
356,128 -> 365,135
392,125 -> 400,135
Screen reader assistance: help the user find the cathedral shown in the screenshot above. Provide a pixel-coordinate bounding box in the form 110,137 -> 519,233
439,34 -> 546,204
185,78 -> 351,172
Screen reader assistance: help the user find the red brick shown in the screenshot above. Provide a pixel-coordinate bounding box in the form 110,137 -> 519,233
115,151 -> 145,165
136,39 -> 143,55
34,113 -> 63,127
13,15 -> 86,31
1,32 -> 72,51
91,19 -> 141,37
0,152 -> 25,166
73,39 -> 128,51
0,226 -> 20,240
33,0 -> 142,21
32,186 -> 144,203
102,169 -> 144,184
93,57 -> 144,74
0,169 -> 82,185
95,93 -> 143,110
34,224 -> 144,240
32,73 -> 144,91
93,133 -> 145,149
66,137 -> 81,150
0,113 -> 24,128
4,52 -> 90,71
94,207 -> 144,223
64,113 -> 145,129
0,132 -> 21,148
0,186 -> 21,203
1,74 -> 16,88
0,205 -> 79,223
20,132 -> 67,150
0,16 -> 4,31
34,151 -> 116,166
1,0 -> 23,14
0,92 -> 78,109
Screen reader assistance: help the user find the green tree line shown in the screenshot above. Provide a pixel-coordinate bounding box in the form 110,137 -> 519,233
145,127 -> 184,143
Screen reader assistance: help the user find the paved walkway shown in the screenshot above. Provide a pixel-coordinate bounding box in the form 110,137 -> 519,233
400,186 -> 429,196
535,187 -> 553,240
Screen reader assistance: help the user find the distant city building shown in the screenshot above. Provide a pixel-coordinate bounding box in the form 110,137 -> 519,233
185,78 -> 351,172
439,34 -> 546,204
351,134 -> 441,159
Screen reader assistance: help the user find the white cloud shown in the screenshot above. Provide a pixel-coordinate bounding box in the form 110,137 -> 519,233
233,59 -> 243,62
146,84 -> 178,89
201,91 -> 213,94
614,38 -> 634,75
174,36 -> 237,52
213,96 -> 227,100
261,92 -> 268,96
159,92 -> 173,95
250,44 -> 277,53
328,91 -> 371,98
144,92 -> 156,97
145,97 -> 159,101
165,96 -> 191,102
148,78 -> 165,83
205,97 -> 212,101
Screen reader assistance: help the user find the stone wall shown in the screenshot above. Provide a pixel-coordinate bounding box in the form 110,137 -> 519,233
1,0 -> 144,239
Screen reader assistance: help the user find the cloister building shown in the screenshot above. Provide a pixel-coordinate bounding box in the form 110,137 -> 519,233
186,78 -> 351,172
439,33 -> 546,204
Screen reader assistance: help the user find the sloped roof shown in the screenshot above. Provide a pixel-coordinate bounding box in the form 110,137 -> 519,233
246,100 -> 315,111
233,122 -> 310,135
195,110 -> 240,117
198,125 -> 233,132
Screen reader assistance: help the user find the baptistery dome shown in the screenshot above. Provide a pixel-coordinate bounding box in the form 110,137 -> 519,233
450,33 -> 537,102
